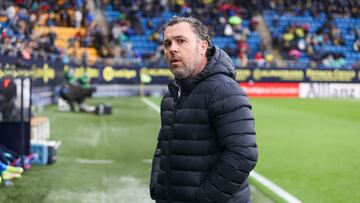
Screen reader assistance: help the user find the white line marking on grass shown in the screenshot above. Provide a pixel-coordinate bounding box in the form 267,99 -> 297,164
250,171 -> 302,203
141,96 -> 302,203
75,159 -> 114,164
141,97 -> 160,113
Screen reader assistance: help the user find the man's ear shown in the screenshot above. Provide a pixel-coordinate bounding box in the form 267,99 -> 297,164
200,40 -> 209,56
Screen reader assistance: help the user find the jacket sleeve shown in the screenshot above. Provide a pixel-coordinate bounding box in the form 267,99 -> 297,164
149,133 -> 162,199
196,82 -> 258,203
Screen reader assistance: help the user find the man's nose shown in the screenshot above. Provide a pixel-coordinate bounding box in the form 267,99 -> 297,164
169,43 -> 179,53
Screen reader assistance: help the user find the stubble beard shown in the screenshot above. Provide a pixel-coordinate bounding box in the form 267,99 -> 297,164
170,62 -> 195,79
170,44 -> 200,79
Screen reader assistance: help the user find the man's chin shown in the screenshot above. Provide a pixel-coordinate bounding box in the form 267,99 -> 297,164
171,69 -> 188,79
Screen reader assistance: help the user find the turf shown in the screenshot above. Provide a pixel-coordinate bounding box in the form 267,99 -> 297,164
249,98 -> 360,203
1,97 -> 158,203
0,97 -> 358,203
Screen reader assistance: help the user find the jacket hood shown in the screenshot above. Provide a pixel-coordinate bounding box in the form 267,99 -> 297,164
195,45 -> 236,82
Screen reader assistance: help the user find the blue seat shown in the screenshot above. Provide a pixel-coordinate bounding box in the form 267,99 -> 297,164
104,11 -> 120,22
129,35 -> 149,41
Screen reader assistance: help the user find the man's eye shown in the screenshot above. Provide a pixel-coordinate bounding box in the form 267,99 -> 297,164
164,42 -> 170,48
177,39 -> 185,44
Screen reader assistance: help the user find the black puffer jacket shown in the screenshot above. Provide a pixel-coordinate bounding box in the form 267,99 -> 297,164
150,46 -> 258,203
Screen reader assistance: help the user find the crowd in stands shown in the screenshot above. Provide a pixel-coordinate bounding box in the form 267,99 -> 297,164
262,0 -> 360,69
100,0 -> 268,67
0,0 -> 359,69
0,0 -> 97,63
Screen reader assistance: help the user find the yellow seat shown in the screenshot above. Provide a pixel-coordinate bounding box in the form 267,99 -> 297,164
75,48 -> 99,62
34,26 -> 98,61
0,16 -> 8,23
52,27 -> 82,49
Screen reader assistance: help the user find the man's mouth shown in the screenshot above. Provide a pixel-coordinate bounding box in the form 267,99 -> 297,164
170,58 -> 181,65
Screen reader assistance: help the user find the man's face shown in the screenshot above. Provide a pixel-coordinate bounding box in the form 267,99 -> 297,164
163,22 -> 208,79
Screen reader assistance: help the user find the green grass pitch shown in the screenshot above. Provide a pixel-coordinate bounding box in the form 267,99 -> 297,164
0,97 -> 359,203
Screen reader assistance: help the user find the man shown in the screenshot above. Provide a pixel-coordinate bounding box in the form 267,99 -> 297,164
60,68 -> 95,112
150,16 -> 258,203
0,78 -> 17,121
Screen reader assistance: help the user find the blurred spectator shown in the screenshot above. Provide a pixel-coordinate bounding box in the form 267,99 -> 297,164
75,9 -> 83,29
255,51 -> 265,67
353,38 -> 360,52
322,53 -> 346,69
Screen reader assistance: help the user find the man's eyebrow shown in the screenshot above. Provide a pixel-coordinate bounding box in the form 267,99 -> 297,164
163,35 -> 187,42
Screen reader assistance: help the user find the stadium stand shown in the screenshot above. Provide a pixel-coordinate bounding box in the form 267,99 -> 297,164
0,0 -> 359,68
0,0 -> 98,63
262,0 -> 360,69
100,0 -> 265,67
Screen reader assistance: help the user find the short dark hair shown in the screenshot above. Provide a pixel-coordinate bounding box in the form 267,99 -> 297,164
163,16 -> 213,48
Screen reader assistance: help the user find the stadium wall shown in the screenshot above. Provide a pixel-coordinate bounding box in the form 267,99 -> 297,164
1,54 -> 360,100
241,82 -> 360,99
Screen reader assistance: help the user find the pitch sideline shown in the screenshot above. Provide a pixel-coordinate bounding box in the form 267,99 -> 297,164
141,97 -> 302,203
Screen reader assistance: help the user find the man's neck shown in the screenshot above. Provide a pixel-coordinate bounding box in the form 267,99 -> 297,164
189,57 -> 208,78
